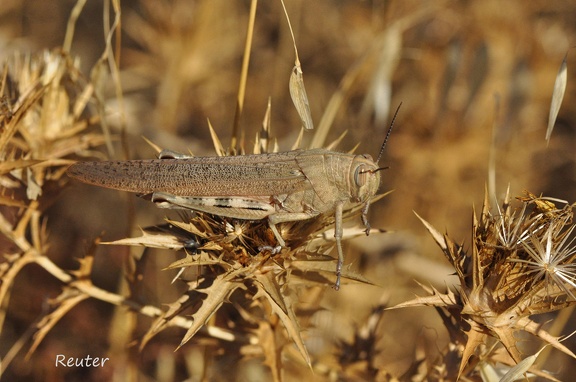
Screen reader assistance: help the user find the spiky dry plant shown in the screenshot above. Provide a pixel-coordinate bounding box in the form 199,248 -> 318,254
7,0 -> 576,380
97,116 -> 381,377
0,48 -> 105,372
0,16 -> 384,382
1,2 -> 391,380
0,48 -> 103,262
335,304 -> 387,380
394,190 -> 576,380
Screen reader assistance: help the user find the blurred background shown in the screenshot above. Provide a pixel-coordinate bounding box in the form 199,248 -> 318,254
1,0 -> 576,380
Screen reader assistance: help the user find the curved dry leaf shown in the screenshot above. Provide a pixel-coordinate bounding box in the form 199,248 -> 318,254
289,63 -> 314,131
499,346 -> 547,382
281,0 -> 312,132
546,55 -> 567,144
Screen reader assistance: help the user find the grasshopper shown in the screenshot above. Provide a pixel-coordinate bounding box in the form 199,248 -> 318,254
67,115 -> 397,290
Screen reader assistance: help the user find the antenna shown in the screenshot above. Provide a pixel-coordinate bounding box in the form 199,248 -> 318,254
375,102 -> 402,165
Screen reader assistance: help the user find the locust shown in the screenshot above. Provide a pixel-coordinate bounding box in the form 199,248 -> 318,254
66,117 -> 396,290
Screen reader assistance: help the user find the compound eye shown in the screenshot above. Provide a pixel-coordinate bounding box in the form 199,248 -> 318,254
354,165 -> 368,187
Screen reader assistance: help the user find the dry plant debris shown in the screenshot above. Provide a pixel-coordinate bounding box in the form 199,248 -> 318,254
2,0 -> 576,381
0,48 -> 105,370
393,190 -> 576,380
0,41 -> 382,382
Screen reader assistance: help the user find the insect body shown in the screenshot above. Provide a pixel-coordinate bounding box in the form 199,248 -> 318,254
67,148 -> 382,290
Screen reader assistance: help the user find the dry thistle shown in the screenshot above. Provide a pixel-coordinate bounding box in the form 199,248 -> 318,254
394,189 -> 576,380
0,48 -> 106,372
0,51 -> 102,197
97,123 -> 380,372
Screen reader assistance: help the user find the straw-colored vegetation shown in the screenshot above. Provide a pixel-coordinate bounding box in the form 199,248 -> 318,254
1,0 -> 576,381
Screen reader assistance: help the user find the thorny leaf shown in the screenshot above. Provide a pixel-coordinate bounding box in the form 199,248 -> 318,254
389,286 -> 459,310
489,324 -> 522,365
254,271 -> 311,366
104,220 -> 210,251
458,321 -> 489,378
166,219 -> 210,239
105,196 -> 383,358
103,229 -> 190,250
177,274 -> 244,349
141,285 -> 203,349
165,253 -> 233,270
414,211 -> 448,251
518,316 -> 576,359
